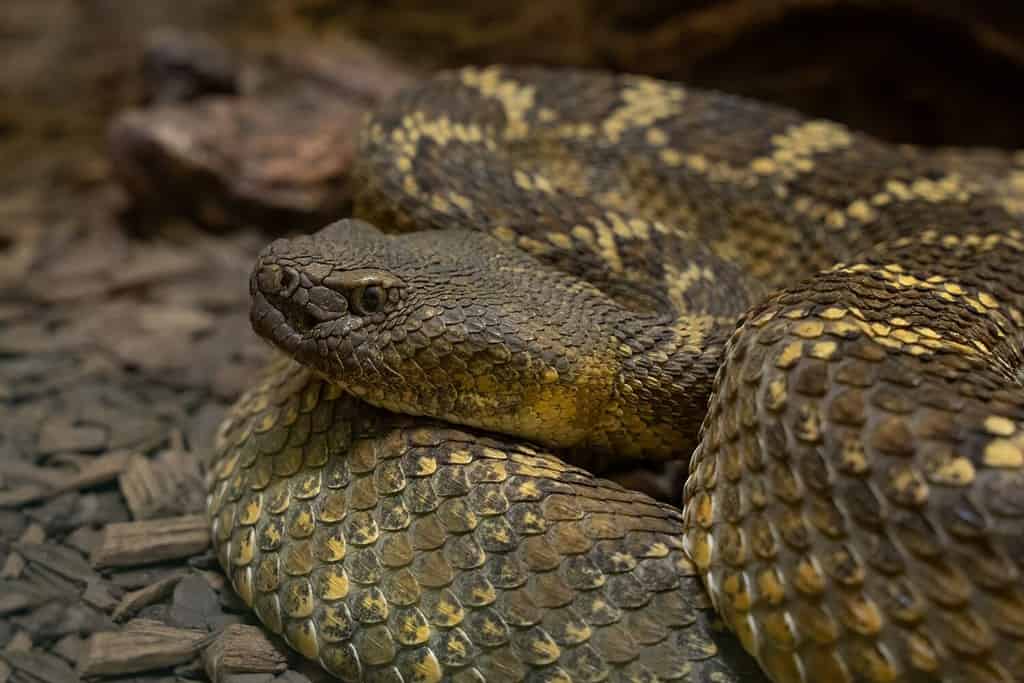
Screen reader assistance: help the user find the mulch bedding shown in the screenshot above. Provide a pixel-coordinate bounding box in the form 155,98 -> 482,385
0,17 -> 689,683
0,18 -> 398,683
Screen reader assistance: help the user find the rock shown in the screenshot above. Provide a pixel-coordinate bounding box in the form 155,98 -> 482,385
168,575 -> 221,631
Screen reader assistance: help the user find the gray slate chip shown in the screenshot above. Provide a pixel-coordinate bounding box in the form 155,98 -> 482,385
12,602 -> 114,639
0,510 -> 28,542
168,575 -> 222,631
64,525 -> 102,556
71,491 -> 132,528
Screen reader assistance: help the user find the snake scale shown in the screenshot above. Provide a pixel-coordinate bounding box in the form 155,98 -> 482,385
205,66 -> 1024,682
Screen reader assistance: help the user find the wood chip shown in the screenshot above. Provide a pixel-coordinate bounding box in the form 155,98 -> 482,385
57,450 -> 134,493
0,461 -> 73,489
203,624 -> 288,682
21,563 -> 83,601
0,486 -> 48,509
119,451 -> 203,520
0,452 -> 134,507
91,514 -> 210,568
0,524 -> 45,579
64,526 -> 101,556
0,650 -> 79,683
119,455 -> 171,520
51,634 -> 84,666
78,618 -> 206,677
112,572 -> 185,622
0,580 -> 57,615
107,565 -> 186,591
81,580 -> 121,612
36,416 -> 107,454
11,602 -> 113,641
14,542 -> 99,587
4,632 -> 31,652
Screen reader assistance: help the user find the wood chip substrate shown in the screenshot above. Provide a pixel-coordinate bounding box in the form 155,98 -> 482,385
0,4 -> 412,682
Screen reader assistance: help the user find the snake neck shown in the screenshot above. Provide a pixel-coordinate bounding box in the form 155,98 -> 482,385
582,311 -> 734,460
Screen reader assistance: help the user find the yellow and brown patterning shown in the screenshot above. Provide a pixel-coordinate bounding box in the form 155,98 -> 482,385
209,66 -> 1024,682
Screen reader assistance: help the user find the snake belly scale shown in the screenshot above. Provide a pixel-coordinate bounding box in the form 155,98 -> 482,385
206,66 -> 1024,682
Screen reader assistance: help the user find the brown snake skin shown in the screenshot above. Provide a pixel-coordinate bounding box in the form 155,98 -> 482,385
207,67 -> 1024,682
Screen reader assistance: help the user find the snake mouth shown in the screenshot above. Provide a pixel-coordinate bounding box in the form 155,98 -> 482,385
249,259 -> 347,354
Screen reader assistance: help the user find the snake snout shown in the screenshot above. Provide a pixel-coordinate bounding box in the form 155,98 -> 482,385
250,259 -> 349,345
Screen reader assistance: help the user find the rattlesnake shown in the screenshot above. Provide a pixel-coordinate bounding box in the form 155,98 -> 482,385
207,67 -> 1024,682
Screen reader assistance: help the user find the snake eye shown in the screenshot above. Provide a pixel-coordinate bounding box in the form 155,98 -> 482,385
351,284 -> 386,315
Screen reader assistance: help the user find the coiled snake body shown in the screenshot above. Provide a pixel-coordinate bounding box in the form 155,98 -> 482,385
207,67 -> 1024,682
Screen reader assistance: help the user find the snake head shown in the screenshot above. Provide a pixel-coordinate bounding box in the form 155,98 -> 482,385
250,219 -> 408,362
248,218 -> 627,450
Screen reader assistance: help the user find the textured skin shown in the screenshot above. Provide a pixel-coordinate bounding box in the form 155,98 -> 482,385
208,67 -> 1024,682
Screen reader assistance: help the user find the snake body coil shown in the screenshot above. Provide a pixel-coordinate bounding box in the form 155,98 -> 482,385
207,67 -> 1024,682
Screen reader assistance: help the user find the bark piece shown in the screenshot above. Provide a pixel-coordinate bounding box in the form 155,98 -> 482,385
0,486 -> 48,509
81,580 -> 122,612
202,624 -> 288,682
36,416 -> 107,454
109,36 -> 415,232
78,619 -> 206,677
0,461 -> 72,490
108,565 -> 188,591
112,573 -> 185,622
0,580 -> 55,615
0,524 -> 45,579
64,526 -> 101,557
91,515 -> 210,568
14,541 -> 99,588
119,451 -> 204,520
11,602 -> 113,641
51,634 -> 84,666
0,650 -> 79,683
1,452 -> 135,508
61,451 -> 135,492
4,631 -> 31,652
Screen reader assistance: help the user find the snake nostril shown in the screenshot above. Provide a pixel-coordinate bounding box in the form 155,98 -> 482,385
255,264 -> 302,298
255,264 -> 283,294
280,267 -> 300,297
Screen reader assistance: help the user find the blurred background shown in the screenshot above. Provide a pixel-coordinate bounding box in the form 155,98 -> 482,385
1,2 -> 1024,681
